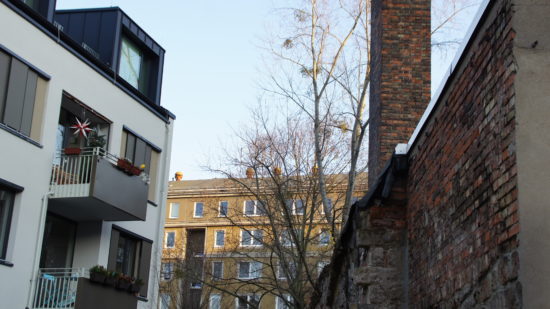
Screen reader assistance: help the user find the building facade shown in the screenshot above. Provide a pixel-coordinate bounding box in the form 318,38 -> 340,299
162,175 -> 366,309
314,0 -> 550,307
0,1 -> 174,308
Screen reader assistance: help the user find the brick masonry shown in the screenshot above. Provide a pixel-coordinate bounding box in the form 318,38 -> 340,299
406,1 -> 520,307
368,0 -> 431,186
312,0 -> 522,308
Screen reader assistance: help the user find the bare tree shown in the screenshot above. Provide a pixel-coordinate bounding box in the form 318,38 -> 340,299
259,0 -> 481,223
161,108 -> 366,309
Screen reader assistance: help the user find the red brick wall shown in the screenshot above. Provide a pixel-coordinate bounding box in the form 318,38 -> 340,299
406,1 -> 521,307
368,0 -> 431,185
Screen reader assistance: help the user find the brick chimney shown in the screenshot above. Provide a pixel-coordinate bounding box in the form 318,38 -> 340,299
368,0 -> 431,185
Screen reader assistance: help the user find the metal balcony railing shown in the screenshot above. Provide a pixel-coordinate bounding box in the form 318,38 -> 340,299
50,147 -> 148,198
33,268 -> 89,309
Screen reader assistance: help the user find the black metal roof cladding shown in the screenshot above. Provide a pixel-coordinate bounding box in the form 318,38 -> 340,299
1,0 -> 175,122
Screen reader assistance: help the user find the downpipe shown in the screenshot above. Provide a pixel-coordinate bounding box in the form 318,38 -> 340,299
26,190 -> 54,309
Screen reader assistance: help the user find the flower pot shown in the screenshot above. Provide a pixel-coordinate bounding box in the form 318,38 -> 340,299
129,283 -> 142,294
117,159 -> 131,171
89,272 -> 106,284
64,148 -> 81,155
104,276 -> 117,287
130,166 -> 141,176
116,280 -> 132,291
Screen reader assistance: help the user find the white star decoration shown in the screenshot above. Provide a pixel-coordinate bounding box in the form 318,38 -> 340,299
70,117 -> 93,138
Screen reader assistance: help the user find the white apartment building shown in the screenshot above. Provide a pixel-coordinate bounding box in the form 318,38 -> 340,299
0,0 -> 175,308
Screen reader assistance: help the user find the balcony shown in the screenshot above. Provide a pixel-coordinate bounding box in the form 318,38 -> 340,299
49,147 -> 148,221
33,268 -> 137,309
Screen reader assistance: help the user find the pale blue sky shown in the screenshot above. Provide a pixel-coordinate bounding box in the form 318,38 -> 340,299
56,1 -> 479,180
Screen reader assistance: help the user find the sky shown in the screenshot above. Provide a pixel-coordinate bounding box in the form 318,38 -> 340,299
56,0 -> 480,181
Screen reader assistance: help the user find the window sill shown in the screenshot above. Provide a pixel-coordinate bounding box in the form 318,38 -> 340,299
0,123 -> 42,148
137,296 -> 148,302
0,259 -> 14,267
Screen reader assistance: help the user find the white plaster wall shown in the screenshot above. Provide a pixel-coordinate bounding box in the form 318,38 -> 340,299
0,4 -> 174,308
514,0 -> 550,308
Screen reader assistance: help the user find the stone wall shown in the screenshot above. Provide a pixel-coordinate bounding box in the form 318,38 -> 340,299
406,1 -> 521,307
312,156 -> 409,308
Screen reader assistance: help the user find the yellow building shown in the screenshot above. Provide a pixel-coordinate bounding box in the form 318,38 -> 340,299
161,174 -> 366,309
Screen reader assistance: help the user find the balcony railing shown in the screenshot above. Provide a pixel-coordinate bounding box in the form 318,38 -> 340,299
33,268 -> 88,309
32,268 -> 138,309
48,147 -> 149,221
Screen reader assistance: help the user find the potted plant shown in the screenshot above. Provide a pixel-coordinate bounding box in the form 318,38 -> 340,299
129,278 -> 144,294
89,265 -> 107,284
130,165 -> 142,176
104,271 -> 118,287
87,131 -> 106,150
116,274 -> 133,291
117,158 -> 132,172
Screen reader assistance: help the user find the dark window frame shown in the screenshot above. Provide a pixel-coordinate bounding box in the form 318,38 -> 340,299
0,178 -> 23,262
108,225 -> 152,297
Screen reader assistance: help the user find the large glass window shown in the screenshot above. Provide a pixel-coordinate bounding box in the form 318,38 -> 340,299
243,200 -> 265,216
236,294 -> 260,309
0,49 -> 46,140
119,37 -> 142,90
169,203 -> 179,218
122,129 -> 159,201
115,233 -> 140,276
165,232 -> 175,248
0,188 -> 15,260
238,261 -> 262,279
194,202 -> 204,217
240,229 -> 263,247
215,230 -> 225,247
212,261 -> 223,280
39,214 -> 76,268
209,294 -> 221,309
219,201 -> 228,217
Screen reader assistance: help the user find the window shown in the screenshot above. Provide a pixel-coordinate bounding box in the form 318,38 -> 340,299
219,201 -> 228,217
214,230 -> 225,247
212,261 -> 223,280
161,262 -> 172,280
115,233 -> 139,276
160,293 -> 171,309
209,294 -> 221,309
321,198 -> 333,215
119,37 -> 143,90
276,294 -> 292,309
280,230 -> 292,247
238,261 -> 262,279
317,261 -> 329,277
194,202 -> 204,217
286,199 -> 304,215
236,294 -> 260,309
319,229 -> 330,246
240,229 -> 263,247
277,261 -> 296,280
169,203 -> 180,218
0,185 -> 17,260
280,229 -> 302,247
108,227 -> 152,296
121,129 -> 160,201
0,49 -> 47,140
165,232 -> 175,248
243,200 -> 265,216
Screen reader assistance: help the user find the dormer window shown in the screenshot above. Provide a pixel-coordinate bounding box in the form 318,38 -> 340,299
119,37 -> 143,90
